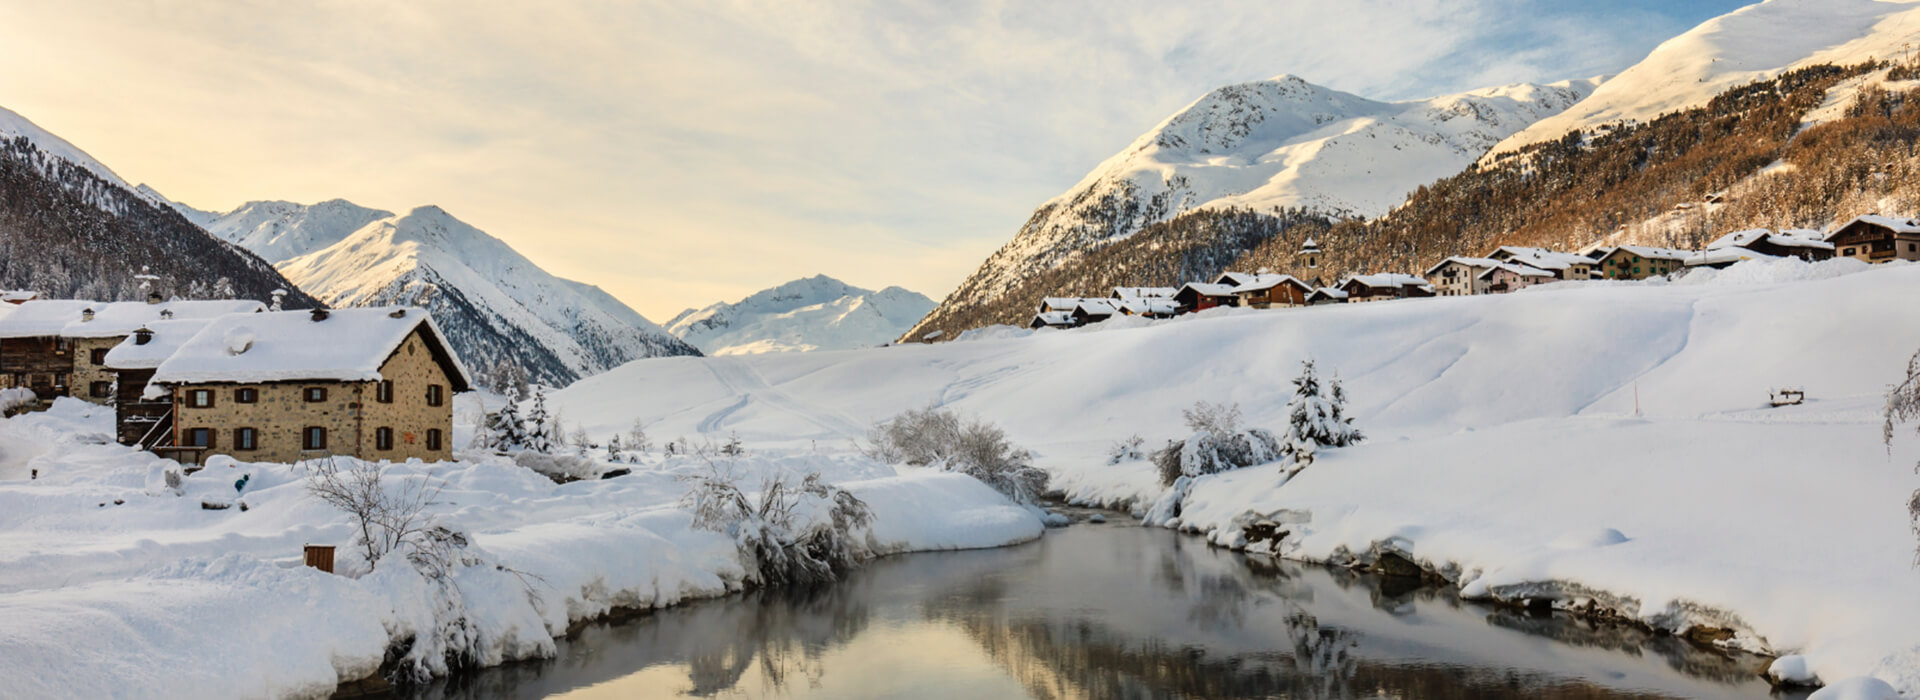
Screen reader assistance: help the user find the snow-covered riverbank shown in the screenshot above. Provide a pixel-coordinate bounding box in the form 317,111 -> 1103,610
0,401 -> 1042,699
550,257 -> 1920,695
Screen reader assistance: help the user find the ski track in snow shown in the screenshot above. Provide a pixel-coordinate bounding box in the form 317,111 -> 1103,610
1572,296 -> 1700,417
700,357 -> 867,438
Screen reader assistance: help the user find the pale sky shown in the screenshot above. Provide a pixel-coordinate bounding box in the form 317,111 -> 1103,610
0,0 -> 1747,321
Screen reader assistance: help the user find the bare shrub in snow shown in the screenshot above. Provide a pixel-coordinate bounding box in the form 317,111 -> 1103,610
1107,435 -> 1146,465
626,419 -> 652,455
304,457 -> 442,566
866,406 -> 1050,504
680,464 -> 873,586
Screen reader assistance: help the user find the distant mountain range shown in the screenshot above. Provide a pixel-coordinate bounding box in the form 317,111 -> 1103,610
156,194 -> 701,389
666,275 -> 933,355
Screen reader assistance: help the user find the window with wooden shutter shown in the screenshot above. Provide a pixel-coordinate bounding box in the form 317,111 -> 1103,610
375,427 -> 394,451
303,426 -> 327,451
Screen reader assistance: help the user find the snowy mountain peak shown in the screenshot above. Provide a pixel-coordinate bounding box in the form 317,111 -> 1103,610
0,105 -> 136,195
1485,0 -> 1920,161
667,275 -> 935,356
196,198 -> 697,388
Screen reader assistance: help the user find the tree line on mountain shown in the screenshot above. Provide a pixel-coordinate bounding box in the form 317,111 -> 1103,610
0,135 -> 319,306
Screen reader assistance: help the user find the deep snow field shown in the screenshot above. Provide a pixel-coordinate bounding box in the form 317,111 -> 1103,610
6,256 -> 1920,698
552,257 -> 1920,696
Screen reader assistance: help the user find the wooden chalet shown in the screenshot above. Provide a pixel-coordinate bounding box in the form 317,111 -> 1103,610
102,320 -> 210,449
1304,287 -> 1348,305
1173,282 -> 1240,313
1824,215 -> 1920,264
0,297 -> 263,403
1229,274 -> 1312,309
0,300 -> 94,398
1029,311 -> 1075,329
1110,287 -> 1177,300
1339,274 -> 1435,303
1070,300 -> 1119,326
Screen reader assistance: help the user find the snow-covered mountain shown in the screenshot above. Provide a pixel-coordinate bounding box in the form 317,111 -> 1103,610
0,105 -> 320,305
666,275 -> 934,355
188,200 -> 698,389
1487,0 -> 1920,161
916,74 -> 1595,335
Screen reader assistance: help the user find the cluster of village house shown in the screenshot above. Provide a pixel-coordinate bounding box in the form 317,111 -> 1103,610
1032,214 -> 1918,328
0,293 -> 470,466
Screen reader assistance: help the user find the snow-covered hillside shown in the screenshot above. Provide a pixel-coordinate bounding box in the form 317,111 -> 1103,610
665,275 -> 934,355
930,74 -> 1595,324
1487,0 -> 1920,161
227,203 -> 699,388
554,260 -> 1920,693
0,105 -> 142,203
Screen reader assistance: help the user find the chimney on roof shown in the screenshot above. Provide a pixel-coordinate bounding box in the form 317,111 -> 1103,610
133,326 -> 153,345
310,308 -> 330,322
81,307 -> 95,322
159,309 -> 173,320
388,308 -> 406,318
146,291 -> 162,305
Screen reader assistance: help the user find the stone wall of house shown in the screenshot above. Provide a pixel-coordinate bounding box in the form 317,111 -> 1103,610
173,380 -> 366,465
360,328 -> 456,463
70,336 -> 123,404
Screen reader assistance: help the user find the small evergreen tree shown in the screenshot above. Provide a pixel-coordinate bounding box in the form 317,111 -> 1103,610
605,434 -> 624,463
523,387 -> 558,453
1279,359 -> 1363,471
483,388 -> 527,451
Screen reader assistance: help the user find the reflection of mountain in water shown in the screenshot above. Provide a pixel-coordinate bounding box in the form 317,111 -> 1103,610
420,523 -> 1781,700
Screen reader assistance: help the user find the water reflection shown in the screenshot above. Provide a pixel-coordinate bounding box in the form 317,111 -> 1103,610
412,519 -> 1789,700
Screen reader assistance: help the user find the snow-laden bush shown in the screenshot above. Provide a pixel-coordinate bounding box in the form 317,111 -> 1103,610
0,386 -> 37,416
1107,435 -> 1146,465
681,464 -> 874,587
512,450 -> 602,482
1154,401 -> 1283,486
866,406 -> 1049,504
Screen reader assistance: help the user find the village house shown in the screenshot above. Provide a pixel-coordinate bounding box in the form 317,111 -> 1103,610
1036,297 -> 1082,315
1304,287 -> 1348,305
0,297 -> 263,402
1110,287 -> 1177,300
1339,274 -> 1435,303
1172,282 -> 1240,313
0,291 -> 37,305
1478,262 -> 1556,294
101,319 -> 214,449
1070,299 -> 1119,326
1423,256 -> 1500,296
1595,245 -> 1692,280
1488,246 -> 1600,280
1111,296 -> 1179,318
1229,273 -> 1312,309
1824,215 -> 1920,263
1029,311 -> 1075,329
147,306 -> 472,465
1686,228 -> 1835,269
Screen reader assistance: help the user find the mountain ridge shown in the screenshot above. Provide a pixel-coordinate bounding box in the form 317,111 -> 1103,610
667,274 -> 934,355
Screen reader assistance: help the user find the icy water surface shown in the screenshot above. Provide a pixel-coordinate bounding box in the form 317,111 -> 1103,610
413,517 -> 1793,699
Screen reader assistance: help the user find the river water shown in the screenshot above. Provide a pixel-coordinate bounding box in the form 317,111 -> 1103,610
414,516 -> 1794,699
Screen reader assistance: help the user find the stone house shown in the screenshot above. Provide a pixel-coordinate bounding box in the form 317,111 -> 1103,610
1824,215 -> 1920,263
148,306 -> 472,465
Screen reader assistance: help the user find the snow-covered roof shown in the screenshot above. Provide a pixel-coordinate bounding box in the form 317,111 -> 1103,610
0,300 -> 98,338
1422,256 -> 1500,276
0,290 -> 37,303
1177,282 -> 1241,298
1074,299 -> 1118,316
1706,228 -> 1836,252
1039,297 -> 1085,312
1685,247 -> 1778,268
1031,310 -> 1074,327
1113,297 -> 1180,315
101,319 -> 216,370
1212,271 -> 1259,287
1476,262 -> 1556,280
1228,273 -> 1310,294
1706,228 -> 1771,250
1831,214 -> 1920,237
62,300 -> 264,338
1111,287 -> 1177,299
151,306 -> 472,391
1345,273 -> 1433,290
1603,245 -> 1694,262
1299,237 -> 1320,252
1498,248 -> 1594,271
1306,287 -> 1348,301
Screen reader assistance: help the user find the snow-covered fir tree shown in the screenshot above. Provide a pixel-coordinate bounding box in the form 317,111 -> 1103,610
482,389 -> 528,451
604,435 -> 624,463
523,387 -> 559,453
1279,358 -> 1362,471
